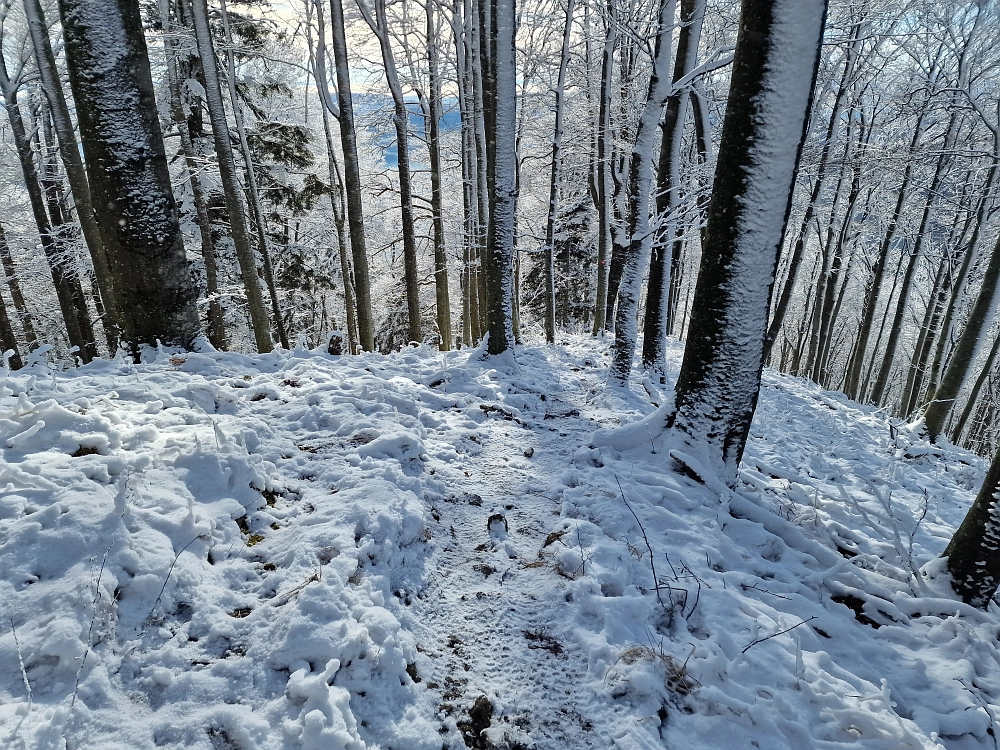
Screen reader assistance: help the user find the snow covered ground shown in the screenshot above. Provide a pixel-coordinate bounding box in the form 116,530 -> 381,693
1,336 -> 999,749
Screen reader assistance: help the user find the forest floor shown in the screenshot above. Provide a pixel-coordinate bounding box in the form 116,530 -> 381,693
1,336 -> 999,749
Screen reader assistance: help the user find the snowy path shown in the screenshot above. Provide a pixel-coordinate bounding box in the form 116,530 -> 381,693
408,353 -> 651,749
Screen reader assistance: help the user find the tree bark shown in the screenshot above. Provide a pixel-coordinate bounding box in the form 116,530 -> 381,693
870,112 -> 959,407
329,0 -> 376,351
924,161 -> 999,406
642,0 -> 704,380
59,0 -> 201,352
763,23 -> 861,363
0,223 -> 24,369
943,441 -> 1000,607
357,0 -> 422,344
482,0 -> 516,354
161,0 -> 226,350
540,0 -> 575,343
0,222 -> 36,350
424,0 -> 452,349
591,0 -> 616,335
670,0 -> 827,486
0,55 -> 92,358
218,0 -> 288,349
311,0 -> 359,354
843,113 -> 925,400
925,229 -> 1000,440
190,0 -> 272,352
25,0 -> 121,351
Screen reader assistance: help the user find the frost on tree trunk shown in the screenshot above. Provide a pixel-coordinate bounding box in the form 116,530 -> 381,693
607,0 -> 676,384
483,0 -> 516,355
670,0 -> 827,486
944,447 -> 1000,607
58,0 -> 200,352
0,222 -> 22,369
189,0 -> 273,353
26,0 -> 120,352
330,0 -> 376,351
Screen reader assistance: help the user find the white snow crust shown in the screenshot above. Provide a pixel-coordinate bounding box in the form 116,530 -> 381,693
0,337 -> 998,748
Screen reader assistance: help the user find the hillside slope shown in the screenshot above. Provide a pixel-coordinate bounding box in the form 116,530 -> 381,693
0,338 -> 996,749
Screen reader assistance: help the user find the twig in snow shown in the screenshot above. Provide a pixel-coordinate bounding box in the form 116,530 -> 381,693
742,616 -> 816,654
616,475 -> 665,611
71,545 -> 113,710
576,525 -> 587,577
957,678 -> 999,750
740,582 -> 790,600
271,567 -> 322,607
11,618 -> 31,709
146,534 -> 201,624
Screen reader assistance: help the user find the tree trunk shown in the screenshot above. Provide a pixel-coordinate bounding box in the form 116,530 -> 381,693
0,223 -> 24,369
25,0 -> 121,351
161,0 -> 226,350
311,0 -> 360,355
219,0 -> 288,349
34,98 -> 99,362
642,0 -> 704,380
899,249 -> 951,417
0,56 -> 92,358
870,114 -> 959,407
0,222 -> 36,350
925,161 -> 999,405
59,0 -> 200,352
425,0 -> 452,350
329,0 -> 376,351
453,0 -> 477,345
482,0 -> 516,354
943,441 -> 1000,607
190,0 -> 272,352
540,0 -> 575,343
591,0 -> 616,335
953,331 -> 1000,444
762,23 -> 861,363
472,0 -> 491,339
925,229 -> 1000,440
608,0 -> 677,383
670,0 -> 827,486
357,0 -> 422,344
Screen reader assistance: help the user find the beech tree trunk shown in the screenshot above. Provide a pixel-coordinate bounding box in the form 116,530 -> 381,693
0,223 -> 23,369
540,0 -> 575,343
642,0 -> 704,380
591,0 -> 616,335
190,0 -> 272,352
482,0 -> 516,354
219,0 -> 288,349
59,0 -> 200,351
0,222 -> 36,350
330,0 -> 376,351
424,1 -> 452,350
670,0 -> 827,486
763,21 -> 861,363
843,113 -> 925,400
25,0 -> 120,350
943,442 -> 1000,607
357,0 -> 422,344
1,54 -> 93,357
607,0 -> 677,383
161,0 -> 226,350
925,230 -> 1000,441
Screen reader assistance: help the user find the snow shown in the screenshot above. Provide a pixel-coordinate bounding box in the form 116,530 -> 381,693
1,336 -> 1000,748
